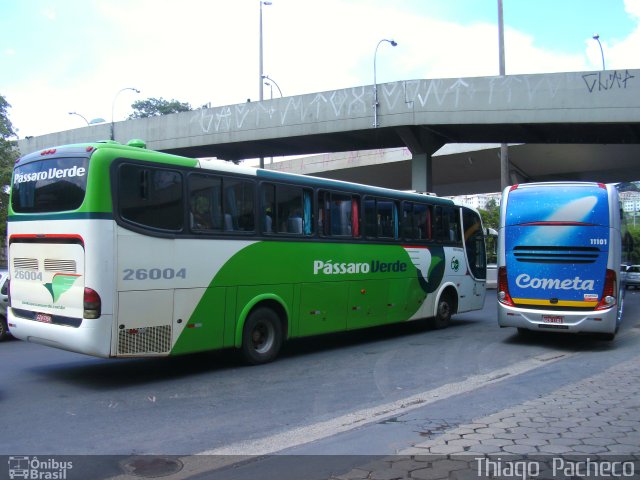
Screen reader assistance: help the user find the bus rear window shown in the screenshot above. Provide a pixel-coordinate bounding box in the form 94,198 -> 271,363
12,157 -> 89,213
506,185 -> 609,227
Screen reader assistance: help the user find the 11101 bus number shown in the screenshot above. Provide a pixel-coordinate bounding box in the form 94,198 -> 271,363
590,238 -> 607,246
123,268 -> 187,281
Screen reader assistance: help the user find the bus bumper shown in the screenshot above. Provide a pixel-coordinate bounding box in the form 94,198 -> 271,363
497,304 -> 618,335
8,309 -> 113,357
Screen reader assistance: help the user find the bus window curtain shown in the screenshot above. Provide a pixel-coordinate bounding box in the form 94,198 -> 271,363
351,198 -> 360,237
393,203 -> 399,239
303,190 -> 312,235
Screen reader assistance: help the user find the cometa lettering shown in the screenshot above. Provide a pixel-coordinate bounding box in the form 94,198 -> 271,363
14,166 -> 86,184
515,273 -> 595,291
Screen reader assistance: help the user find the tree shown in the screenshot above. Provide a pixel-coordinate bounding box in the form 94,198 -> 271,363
479,199 -> 500,231
626,224 -> 640,264
0,94 -> 19,243
128,97 -> 193,119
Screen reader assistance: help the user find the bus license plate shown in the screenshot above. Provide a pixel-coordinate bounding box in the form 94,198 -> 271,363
543,315 -> 564,324
35,313 -> 52,324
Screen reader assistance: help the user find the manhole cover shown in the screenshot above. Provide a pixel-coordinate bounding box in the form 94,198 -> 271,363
120,456 -> 184,478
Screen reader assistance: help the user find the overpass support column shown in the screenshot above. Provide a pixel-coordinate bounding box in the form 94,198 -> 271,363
396,127 -> 445,194
411,153 -> 433,193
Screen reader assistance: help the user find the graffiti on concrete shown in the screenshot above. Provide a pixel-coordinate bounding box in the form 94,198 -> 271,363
582,70 -> 635,93
190,70 -> 637,134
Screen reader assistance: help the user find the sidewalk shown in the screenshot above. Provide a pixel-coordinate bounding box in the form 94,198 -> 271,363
331,354 -> 640,479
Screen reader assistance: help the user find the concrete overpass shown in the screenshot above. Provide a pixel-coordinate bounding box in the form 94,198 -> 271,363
18,68 -> 640,195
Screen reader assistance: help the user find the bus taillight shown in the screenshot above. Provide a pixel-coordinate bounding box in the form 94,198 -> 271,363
498,266 -> 515,306
84,288 -> 102,319
595,269 -> 616,310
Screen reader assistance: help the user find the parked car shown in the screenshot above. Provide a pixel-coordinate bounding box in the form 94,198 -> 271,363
621,264 -> 630,284
0,270 -> 9,340
626,265 -> 640,289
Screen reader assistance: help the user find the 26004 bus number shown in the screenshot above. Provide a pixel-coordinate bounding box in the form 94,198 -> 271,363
122,268 -> 187,281
14,270 -> 43,281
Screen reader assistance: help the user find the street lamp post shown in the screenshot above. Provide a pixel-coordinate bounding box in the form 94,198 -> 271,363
593,34 -> 605,71
111,87 -> 140,141
262,74 -> 283,97
68,112 -> 89,126
373,38 -> 397,128
498,0 -> 509,190
258,0 -> 272,168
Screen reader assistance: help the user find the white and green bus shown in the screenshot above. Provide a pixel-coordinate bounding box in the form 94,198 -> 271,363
7,140 -> 487,364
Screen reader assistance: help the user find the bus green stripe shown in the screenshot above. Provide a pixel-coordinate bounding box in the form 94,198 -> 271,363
7,212 -> 113,222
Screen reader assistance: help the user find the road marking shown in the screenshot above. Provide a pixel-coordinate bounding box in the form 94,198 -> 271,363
107,328 -> 640,479
199,350 -> 573,456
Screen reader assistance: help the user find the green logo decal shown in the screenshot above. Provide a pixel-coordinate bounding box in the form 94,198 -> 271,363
44,274 -> 80,303
450,257 -> 460,272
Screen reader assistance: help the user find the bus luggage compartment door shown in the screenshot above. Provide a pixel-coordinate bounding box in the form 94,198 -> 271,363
116,290 -> 173,356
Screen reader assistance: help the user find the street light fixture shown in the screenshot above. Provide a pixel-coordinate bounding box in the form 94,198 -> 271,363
111,87 -> 140,141
262,74 -> 283,97
68,111 -> 89,126
373,38 -> 397,128
593,33 -> 605,71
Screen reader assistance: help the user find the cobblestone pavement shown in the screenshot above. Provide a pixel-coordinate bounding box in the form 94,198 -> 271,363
331,354 -> 640,479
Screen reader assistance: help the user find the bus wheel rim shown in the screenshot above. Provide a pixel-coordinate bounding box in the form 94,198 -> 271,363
252,321 -> 275,353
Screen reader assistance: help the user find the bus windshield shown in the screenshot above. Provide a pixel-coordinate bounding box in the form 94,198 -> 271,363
505,184 -> 609,227
12,157 -> 89,213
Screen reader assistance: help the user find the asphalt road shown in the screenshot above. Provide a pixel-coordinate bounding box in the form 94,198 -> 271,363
1,288 -> 639,461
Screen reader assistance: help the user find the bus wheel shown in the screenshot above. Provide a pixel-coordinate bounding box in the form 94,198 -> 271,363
0,316 -> 8,341
432,294 -> 453,329
241,307 -> 283,365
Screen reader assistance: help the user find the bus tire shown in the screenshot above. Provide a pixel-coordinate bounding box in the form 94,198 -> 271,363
0,315 -> 8,341
240,307 -> 283,365
431,293 -> 453,329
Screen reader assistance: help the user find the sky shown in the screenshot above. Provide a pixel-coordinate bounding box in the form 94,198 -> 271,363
2,0 -> 640,139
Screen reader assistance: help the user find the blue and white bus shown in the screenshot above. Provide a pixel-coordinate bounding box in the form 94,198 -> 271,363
497,182 -> 624,340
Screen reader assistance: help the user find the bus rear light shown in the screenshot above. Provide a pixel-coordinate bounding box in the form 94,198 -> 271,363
595,269 -> 616,311
498,266 -> 515,306
84,287 -> 102,319
40,149 -> 57,156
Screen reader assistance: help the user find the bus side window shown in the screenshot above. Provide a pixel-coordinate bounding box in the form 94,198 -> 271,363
188,173 -> 221,232
432,206 -> 444,242
364,197 -> 397,239
402,203 -> 413,239
448,207 -> 461,244
275,184 -> 303,235
403,202 -> 430,241
223,178 -> 255,232
330,193 -> 352,236
261,183 -> 275,234
120,164 -> 183,231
